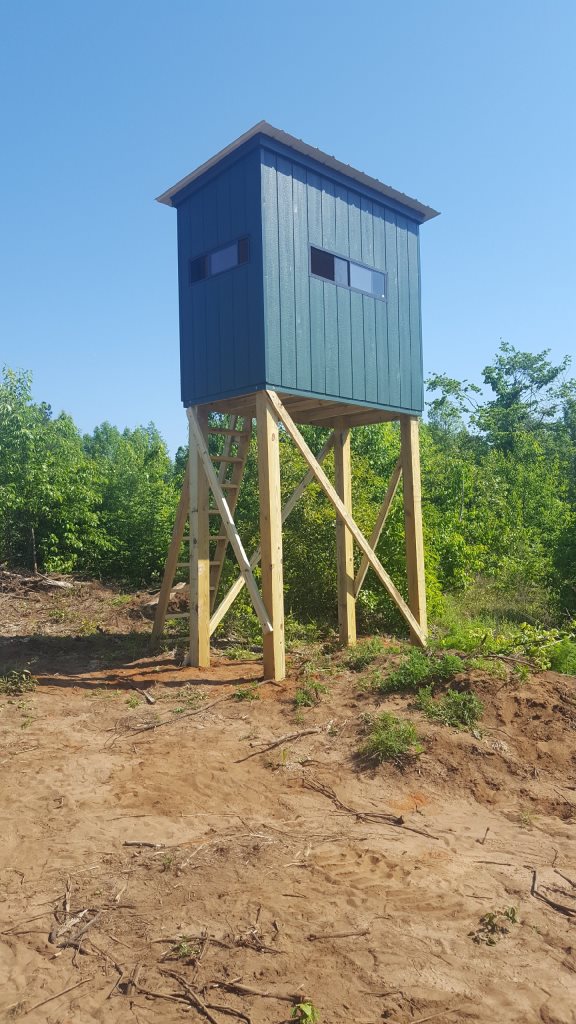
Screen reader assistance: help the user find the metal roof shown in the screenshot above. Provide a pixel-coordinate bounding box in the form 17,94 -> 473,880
156,121 -> 440,222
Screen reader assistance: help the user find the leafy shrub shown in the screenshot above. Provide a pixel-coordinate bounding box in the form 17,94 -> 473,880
358,712 -> 423,764
416,686 -> 484,729
549,639 -> 576,675
374,649 -> 464,695
0,669 -> 37,696
470,907 -> 518,945
344,637 -> 384,672
291,1002 -> 319,1023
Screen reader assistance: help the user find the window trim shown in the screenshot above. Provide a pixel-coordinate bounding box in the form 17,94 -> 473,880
309,244 -> 387,301
189,236 -> 250,285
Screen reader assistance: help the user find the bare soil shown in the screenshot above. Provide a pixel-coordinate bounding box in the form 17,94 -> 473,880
1,575 -> 575,1023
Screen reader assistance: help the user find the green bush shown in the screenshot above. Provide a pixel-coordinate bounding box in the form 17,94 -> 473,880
0,669 -> 37,696
294,680 -> 327,707
416,686 -> 484,729
358,712 -> 423,764
374,649 -> 464,695
549,638 -> 576,675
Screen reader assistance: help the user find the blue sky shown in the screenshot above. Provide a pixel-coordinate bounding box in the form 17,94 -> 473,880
1,0 -> 574,453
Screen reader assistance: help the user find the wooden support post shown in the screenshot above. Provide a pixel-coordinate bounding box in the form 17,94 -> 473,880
400,416 -> 427,642
256,391 -> 286,681
188,407 -> 211,667
334,424 -> 356,646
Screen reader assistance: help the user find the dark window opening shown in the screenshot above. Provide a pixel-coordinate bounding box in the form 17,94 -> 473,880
190,237 -> 250,284
310,245 -> 386,300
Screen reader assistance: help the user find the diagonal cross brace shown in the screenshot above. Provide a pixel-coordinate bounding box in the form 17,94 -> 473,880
209,431 -> 336,636
266,390 -> 426,647
187,408 -> 273,635
354,457 -> 402,597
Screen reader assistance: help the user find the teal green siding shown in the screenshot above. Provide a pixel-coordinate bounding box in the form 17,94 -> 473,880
260,147 -> 424,415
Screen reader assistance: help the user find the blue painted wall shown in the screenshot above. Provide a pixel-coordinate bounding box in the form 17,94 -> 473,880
174,137 -> 424,414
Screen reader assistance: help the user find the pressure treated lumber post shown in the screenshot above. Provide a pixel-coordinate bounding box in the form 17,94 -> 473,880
334,424 -> 356,646
188,406 -> 211,667
400,415 -> 427,642
256,391 -> 285,681
151,462 -> 190,644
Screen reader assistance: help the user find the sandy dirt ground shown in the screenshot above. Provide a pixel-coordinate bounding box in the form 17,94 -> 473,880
0,576 -> 575,1024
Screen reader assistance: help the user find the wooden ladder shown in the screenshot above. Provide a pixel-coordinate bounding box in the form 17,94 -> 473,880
151,412 -> 252,643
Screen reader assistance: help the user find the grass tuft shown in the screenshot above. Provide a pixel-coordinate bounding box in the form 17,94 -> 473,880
0,669 -> 37,696
344,637 -> 384,672
416,686 -> 484,730
358,712 -> 423,765
374,650 -> 464,695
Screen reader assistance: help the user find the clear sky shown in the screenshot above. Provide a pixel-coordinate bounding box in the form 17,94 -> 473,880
1,0 -> 574,453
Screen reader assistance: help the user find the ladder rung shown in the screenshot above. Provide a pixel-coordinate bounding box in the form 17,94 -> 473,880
210,560 -> 221,567
208,509 -> 221,515
211,456 -> 244,463
176,562 -> 189,568
222,482 -> 239,489
166,612 -> 189,619
212,535 -> 227,542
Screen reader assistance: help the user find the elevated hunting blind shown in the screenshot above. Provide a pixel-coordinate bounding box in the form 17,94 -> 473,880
153,122 -> 439,680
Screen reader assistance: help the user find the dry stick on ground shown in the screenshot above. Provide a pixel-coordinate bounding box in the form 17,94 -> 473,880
123,841 -> 165,849
554,869 -> 576,889
302,777 -> 439,841
132,687 -> 156,705
126,694 -> 233,737
234,727 -> 323,763
19,977 -> 93,1017
204,1002 -> 252,1024
160,970 -> 222,1024
206,982 -> 300,1003
531,869 -> 576,918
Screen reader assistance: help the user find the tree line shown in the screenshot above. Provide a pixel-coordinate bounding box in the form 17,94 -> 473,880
1,342 -> 574,630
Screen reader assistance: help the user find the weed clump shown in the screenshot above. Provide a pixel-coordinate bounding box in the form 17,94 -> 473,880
291,1001 -> 319,1023
374,649 -> 464,695
0,669 -> 37,696
359,712 -> 423,765
549,638 -> 576,675
470,907 -> 518,945
416,687 -> 484,730
294,680 -> 327,707
345,637 -> 384,672
233,684 -> 260,701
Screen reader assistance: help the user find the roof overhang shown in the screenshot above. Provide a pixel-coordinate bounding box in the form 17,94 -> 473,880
156,121 -> 440,223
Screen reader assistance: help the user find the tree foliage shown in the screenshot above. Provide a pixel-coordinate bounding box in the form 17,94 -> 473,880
1,341 -> 574,624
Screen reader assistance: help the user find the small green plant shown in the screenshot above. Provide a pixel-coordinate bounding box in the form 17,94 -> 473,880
0,669 -> 37,696
358,712 -> 423,765
345,637 -> 384,672
169,937 -> 200,961
470,907 -> 518,945
48,607 -> 68,622
125,694 -> 140,709
226,646 -> 261,661
294,679 -> 327,707
374,650 -> 464,695
170,686 -> 206,708
233,683 -> 260,701
291,1002 -> 319,1023
416,687 -> 484,730
77,618 -> 98,636
110,594 -> 132,607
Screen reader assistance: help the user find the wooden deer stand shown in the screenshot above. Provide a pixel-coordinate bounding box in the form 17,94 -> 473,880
152,389 -> 427,682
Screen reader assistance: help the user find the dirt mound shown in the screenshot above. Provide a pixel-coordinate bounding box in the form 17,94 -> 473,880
0,594 -> 575,1023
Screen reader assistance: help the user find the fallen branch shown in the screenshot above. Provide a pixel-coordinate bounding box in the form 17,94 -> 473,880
205,1002 -> 252,1023
123,841 -> 165,849
235,728 -> 322,763
127,695 -> 232,737
133,687 -> 156,705
207,982 -> 299,1003
554,869 -> 576,889
160,970 -> 221,1024
302,777 -> 438,840
531,869 -> 576,918
20,977 -> 93,1017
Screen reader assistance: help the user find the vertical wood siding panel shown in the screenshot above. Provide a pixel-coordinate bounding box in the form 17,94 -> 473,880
245,149 -> 265,386
216,171 -> 231,246
334,184 -> 350,257
396,215 -> 411,410
261,152 -> 282,385
276,156 -> 297,389
228,159 -> 245,394
292,163 -> 312,391
321,178 -> 338,395
307,171 -> 325,394
373,205 -> 389,406
348,192 -> 364,400
385,211 -> 401,408
407,223 -> 423,412
336,288 -> 352,398
360,197 -> 377,402
218,170 -> 236,393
